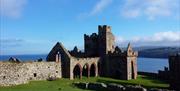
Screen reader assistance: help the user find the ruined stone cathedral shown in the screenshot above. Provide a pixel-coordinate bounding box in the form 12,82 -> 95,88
0,25 -> 138,86
47,25 -> 138,80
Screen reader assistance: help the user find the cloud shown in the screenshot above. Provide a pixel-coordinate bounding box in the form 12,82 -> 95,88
78,0 -> 179,20
78,0 -> 112,18
0,0 -> 27,18
116,31 -> 180,47
90,0 -> 112,15
121,0 -> 179,20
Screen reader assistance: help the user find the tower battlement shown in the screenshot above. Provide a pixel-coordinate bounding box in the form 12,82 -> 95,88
84,33 -> 98,40
98,25 -> 111,34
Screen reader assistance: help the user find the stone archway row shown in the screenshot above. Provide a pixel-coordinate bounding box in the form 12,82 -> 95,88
73,62 -> 97,79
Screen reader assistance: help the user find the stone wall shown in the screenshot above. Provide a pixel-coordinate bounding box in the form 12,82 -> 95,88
84,25 -> 115,57
98,25 -> 115,56
106,55 -> 128,79
70,57 -> 100,80
46,42 -> 71,78
100,44 -> 138,80
127,56 -> 137,80
169,53 -> 180,90
0,62 -> 61,86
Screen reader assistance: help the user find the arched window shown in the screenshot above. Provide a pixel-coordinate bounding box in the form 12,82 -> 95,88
73,64 -> 82,79
82,63 -> 89,77
56,51 -> 61,62
90,63 -> 96,77
131,61 -> 135,79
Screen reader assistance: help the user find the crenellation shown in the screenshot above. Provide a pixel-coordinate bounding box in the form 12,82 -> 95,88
90,33 -> 98,38
98,25 -> 111,33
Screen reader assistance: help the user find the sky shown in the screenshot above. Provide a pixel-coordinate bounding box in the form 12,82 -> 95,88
0,0 -> 180,55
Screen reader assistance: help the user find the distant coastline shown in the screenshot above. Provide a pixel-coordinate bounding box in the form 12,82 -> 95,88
0,54 -> 47,61
137,46 -> 180,58
1,46 -> 179,60
0,54 -> 168,61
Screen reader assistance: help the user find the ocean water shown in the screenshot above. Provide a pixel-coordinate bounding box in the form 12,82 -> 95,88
137,57 -> 168,73
0,55 -> 168,73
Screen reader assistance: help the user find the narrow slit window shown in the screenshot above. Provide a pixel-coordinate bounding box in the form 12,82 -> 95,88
34,73 -> 37,77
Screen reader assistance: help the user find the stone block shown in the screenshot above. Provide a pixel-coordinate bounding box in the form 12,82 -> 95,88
107,83 -> 125,91
125,85 -> 147,91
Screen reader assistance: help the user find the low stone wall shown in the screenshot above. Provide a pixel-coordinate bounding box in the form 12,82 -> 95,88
73,82 -> 175,91
0,62 -> 61,86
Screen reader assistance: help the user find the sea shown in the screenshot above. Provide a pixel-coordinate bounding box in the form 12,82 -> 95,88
0,54 -> 168,73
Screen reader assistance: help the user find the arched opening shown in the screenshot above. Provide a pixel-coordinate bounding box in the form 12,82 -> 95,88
131,61 -> 135,79
98,62 -> 100,76
56,51 -> 61,62
73,64 -> 82,79
90,63 -> 96,77
82,63 -> 89,77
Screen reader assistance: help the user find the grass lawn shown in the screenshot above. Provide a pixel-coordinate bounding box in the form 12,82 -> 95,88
0,75 -> 169,91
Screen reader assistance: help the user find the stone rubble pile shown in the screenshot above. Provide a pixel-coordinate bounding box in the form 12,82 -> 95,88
73,82 -> 175,91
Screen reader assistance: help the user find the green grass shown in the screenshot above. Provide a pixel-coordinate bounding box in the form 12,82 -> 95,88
0,75 -> 169,91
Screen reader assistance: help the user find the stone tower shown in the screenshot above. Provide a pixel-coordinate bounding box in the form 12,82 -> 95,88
81,25 -> 137,80
98,25 -> 115,56
84,25 -> 115,57
97,25 -> 116,77
84,33 -> 99,57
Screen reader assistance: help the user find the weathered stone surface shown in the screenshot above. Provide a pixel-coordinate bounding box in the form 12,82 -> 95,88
73,82 -> 176,91
88,83 -> 107,90
107,83 -> 125,91
47,76 -> 58,81
73,82 -> 88,89
125,85 -> 147,91
148,88 -> 175,91
0,62 -> 61,86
